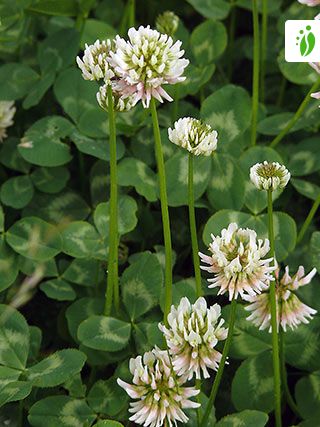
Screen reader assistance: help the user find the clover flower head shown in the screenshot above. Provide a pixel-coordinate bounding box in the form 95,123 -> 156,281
117,347 -> 200,427
250,161 -> 291,191
76,39 -> 115,81
298,0 -> 320,5
199,223 -> 275,301
156,11 -> 179,36
97,83 -> 137,112
245,266 -> 317,332
108,25 -> 189,108
168,117 -> 218,156
0,101 -> 16,142
159,297 -> 228,380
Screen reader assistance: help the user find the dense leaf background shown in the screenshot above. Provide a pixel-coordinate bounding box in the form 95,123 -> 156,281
0,0 -> 319,426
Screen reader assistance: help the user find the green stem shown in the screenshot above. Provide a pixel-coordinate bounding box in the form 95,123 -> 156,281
251,0 -> 260,146
188,154 -> 202,298
267,189 -> 282,427
196,379 -> 202,427
104,84 -> 119,316
270,77 -> 320,148
201,299 -> 237,427
150,98 -> 173,325
260,0 -> 268,102
276,76 -> 287,108
279,330 -> 301,418
297,193 -> 320,244
171,84 -> 180,122
128,0 -> 135,28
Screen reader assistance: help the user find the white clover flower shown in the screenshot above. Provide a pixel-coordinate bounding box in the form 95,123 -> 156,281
199,223 -> 275,301
117,347 -> 200,427
159,297 -> 228,380
76,39 -> 115,81
298,0 -> 320,5
97,83 -> 137,112
156,11 -> 179,36
0,101 -> 16,142
168,117 -> 218,156
309,14 -> 320,72
245,266 -> 317,332
250,161 -> 291,191
108,25 -> 189,108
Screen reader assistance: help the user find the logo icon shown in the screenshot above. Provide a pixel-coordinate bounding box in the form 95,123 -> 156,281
285,20 -> 320,62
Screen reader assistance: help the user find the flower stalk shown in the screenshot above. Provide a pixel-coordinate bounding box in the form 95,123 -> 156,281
270,77 -> 320,148
104,84 -> 119,316
260,0 -> 268,102
150,98 -> 173,324
188,154 -> 202,298
267,189 -> 282,427
297,192 -> 320,243
251,0 -> 260,146
200,298 -> 237,427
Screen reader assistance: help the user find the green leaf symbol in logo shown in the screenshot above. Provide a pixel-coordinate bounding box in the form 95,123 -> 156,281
297,25 -> 316,57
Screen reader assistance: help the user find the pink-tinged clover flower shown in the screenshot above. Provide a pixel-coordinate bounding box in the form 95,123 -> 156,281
298,0 -> 320,6
108,25 -> 189,108
245,266 -> 317,332
311,91 -> 320,106
117,347 -> 200,427
159,297 -> 228,380
199,223 -> 275,301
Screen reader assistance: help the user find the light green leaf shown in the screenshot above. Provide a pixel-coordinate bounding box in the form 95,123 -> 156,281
31,166 -> 70,194
87,377 -> 128,417
23,190 -> 90,224
77,316 -> 131,352
0,237 -> 19,292
223,304 -> 271,360
0,304 -> 30,370
291,179 -> 320,201
26,0 -> 78,16
61,221 -> 101,258
201,85 -> 252,146
28,396 -> 96,427
80,19 -> 116,48
23,71 -> 56,109
65,297 -> 104,342
93,421 -> 124,427
232,351 -> 274,412
278,49 -> 318,85
186,0 -> 230,20
0,175 -> 34,209
18,116 -> 74,167
94,195 -> 138,237
62,259 -> 103,287
6,217 -> 62,261
0,137 -> 31,173
121,252 -> 163,320
28,326 -> 42,363
295,371 -> 320,420
207,154 -> 245,210
118,157 -> 158,202
70,130 -> 125,161
160,278 -> 197,312
27,349 -> 86,388
40,278 -> 76,301
181,64 -> 216,96
284,316 -> 320,372
54,68 -> 99,123
288,138 -> 320,176
0,381 -> 32,408
0,63 -> 39,100
215,410 -> 268,427
165,151 -> 211,207
239,146 -> 284,214
191,20 -> 227,66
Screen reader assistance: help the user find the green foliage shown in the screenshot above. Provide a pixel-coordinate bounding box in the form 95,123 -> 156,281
0,2 -> 319,425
